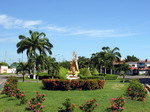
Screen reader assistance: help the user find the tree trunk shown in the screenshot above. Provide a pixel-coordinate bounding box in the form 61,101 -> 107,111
111,69 -> 112,74
33,64 -> 36,79
123,74 -> 125,83
23,73 -> 25,82
104,68 -> 106,74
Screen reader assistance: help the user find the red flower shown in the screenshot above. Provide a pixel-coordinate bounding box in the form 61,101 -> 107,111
38,103 -> 41,105
121,97 -> 125,100
95,103 -> 99,106
128,88 -> 132,90
41,105 -> 44,108
21,94 -> 25,96
42,94 -> 46,96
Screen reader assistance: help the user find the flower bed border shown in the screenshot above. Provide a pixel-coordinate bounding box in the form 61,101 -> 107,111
42,79 -> 105,90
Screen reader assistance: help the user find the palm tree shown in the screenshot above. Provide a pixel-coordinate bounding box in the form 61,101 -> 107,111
16,30 -> 53,79
16,62 -> 29,82
45,56 -> 59,78
78,56 -> 90,69
116,62 -> 130,83
90,52 -> 104,74
102,46 -> 121,74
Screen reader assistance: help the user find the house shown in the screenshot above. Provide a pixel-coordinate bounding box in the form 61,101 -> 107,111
0,66 -> 16,74
114,59 -> 150,75
128,60 -> 150,75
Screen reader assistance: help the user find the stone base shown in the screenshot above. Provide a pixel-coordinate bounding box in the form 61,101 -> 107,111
66,75 -> 80,80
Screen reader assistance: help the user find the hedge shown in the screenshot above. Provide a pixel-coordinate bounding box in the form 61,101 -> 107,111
105,74 -> 118,80
80,74 -> 118,80
42,79 -> 105,90
80,76 -> 104,80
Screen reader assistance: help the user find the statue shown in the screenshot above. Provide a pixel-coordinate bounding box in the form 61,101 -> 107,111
70,51 -> 79,75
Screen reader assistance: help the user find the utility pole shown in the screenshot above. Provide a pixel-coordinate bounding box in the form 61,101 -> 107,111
4,51 -> 7,63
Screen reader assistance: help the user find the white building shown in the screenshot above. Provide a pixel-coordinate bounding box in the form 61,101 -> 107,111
0,66 -> 16,74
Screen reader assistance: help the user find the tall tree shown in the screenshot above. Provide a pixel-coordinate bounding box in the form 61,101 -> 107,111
116,62 -> 130,83
78,56 -> 90,69
0,62 -> 9,66
16,30 -> 53,79
16,62 -> 29,82
125,55 -> 139,62
90,52 -> 105,73
59,61 -> 70,69
102,46 -> 121,74
45,56 -> 59,78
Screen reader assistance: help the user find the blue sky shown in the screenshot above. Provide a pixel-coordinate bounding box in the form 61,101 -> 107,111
0,0 -> 150,64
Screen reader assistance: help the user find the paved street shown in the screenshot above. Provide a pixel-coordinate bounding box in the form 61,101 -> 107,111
119,75 -> 150,84
1,75 -> 150,91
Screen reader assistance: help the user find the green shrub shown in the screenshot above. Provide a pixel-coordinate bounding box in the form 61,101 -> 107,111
27,91 -> 46,112
7,76 -> 18,85
2,76 -> 18,97
80,74 -> 118,80
105,74 -> 118,80
37,72 -> 48,76
120,78 -> 131,82
108,96 -> 126,112
58,98 -> 76,112
79,68 -> 92,76
92,68 -> 99,75
79,99 -> 98,112
42,79 -> 105,90
59,67 -> 69,79
80,76 -> 104,80
126,79 -> 147,101
79,68 -> 86,75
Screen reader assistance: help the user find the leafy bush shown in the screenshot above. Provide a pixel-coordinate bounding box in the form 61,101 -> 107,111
7,76 -> 18,85
92,68 -> 99,75
79,68 -> 92,76
80,76 -> 104,80
58,98 -> 76,112
126,79 -> 147,101
59,67 -> 69,79
105,74 -> 118,80
80,74 -> 118,80
42,79 -> 105,90
12,89 -> 27,104
108,96 -> 126,112
2,76 -> 18,97
27,91 -> 46,112
79,99 -> 98,112
120,78 -> 131,82
37,72 -> 48,76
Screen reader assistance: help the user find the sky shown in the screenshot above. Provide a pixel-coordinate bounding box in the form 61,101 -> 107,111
0,0 -> 150,64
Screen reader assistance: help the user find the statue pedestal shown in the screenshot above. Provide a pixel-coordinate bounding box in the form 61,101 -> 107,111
66,75 -> 79,80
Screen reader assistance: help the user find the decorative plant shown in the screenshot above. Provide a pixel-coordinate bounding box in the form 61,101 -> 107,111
28,91 -> 46,112
2,76 -> 18,97
79,99 -> 98,112
126,79 -> 147,101
58,98 -> 76,112
109,96 -> 126,112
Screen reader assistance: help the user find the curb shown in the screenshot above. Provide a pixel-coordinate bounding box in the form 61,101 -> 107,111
0,81 -> 5,91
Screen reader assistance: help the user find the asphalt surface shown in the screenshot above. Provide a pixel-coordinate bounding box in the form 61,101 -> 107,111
123,75 -> 150,84
0,75 -> 150,90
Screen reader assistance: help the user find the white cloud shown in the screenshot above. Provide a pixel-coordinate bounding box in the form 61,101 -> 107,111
0,36 -> 18,43
71,29 -> 135,38
0,14 -> 42,29
23,21 -> 42,28
43,25 -> 67,32
0,14 -> 135,38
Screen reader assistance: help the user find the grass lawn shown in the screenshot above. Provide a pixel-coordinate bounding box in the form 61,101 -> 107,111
0,80 -> 150,112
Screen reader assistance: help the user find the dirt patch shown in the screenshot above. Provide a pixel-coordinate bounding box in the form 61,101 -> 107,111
111,84 -> 124,90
